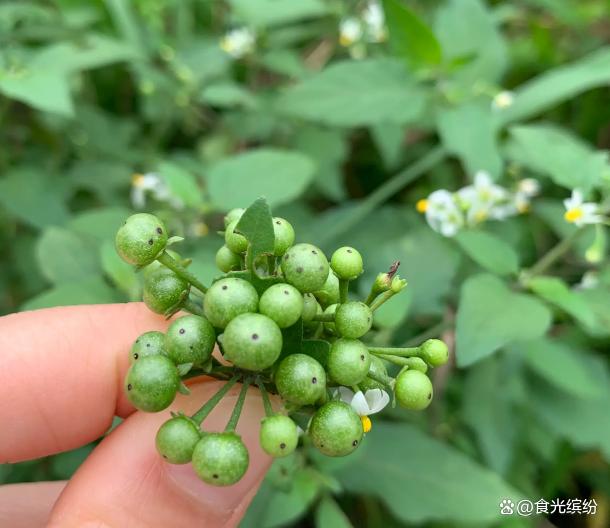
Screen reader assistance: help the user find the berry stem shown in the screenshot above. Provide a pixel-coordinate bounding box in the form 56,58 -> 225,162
191,375 -> 239,425
225,378 -> 252,432
376,353 -> 421,368
312,313 -> 335,323
339,279 -> 349,303
369,290 -> 396,312
524,228 -> 583,278
365,371 -> 394,393
368,346 -> 420,357
256,379 -> 274,417
157,251 -> 208,294
182,298 -> 204,316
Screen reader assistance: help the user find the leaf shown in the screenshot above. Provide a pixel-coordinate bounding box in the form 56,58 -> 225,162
276,59 -> 427,127
527,276 -> 597,328
315,496 -> 352,528
436,100 -> 503,178
455,230 -> 519,276
36,227 -> 100,284
101,240 -> 139,297
456,274 -> 551,366
434,0 -> 507,85
301,339 -> 330,368
506,124 -> 608,192
200,82 -> 258,109
235,198 -> 275,272
280,320 -> 303,360
21,276 -> 120,310
496,47 -> 610,126
370,123 -> 405,170
207,149 -> 315,209
69,207 -> 131,242
228,0 -> 327,28
334,422 -> 522,523
381,0 -> 442,69
158,161 -> 202,208
0,71 -> 73,116
50,445 -> 94,479
520,338 -> 608,400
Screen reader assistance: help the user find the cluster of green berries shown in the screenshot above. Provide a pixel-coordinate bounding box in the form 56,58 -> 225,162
115,199 -> 450,487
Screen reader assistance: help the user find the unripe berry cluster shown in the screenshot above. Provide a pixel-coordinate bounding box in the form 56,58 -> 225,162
115,199 -> 450,486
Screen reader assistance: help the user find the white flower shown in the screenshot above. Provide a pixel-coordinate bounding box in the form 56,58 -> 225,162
492,90 -> 515,110
131,172 -> 182,210
458,171 -> 509,225
563,190 -> 602,227
362,2 -> 386,42
220,28 -> 255,58
339,18 -> 363,47
576,271 -> 599,290
517,178 -> 540,197
418,189 -> 465,237
337,387 -> 390,433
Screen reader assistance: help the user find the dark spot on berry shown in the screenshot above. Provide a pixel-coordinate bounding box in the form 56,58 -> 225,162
312,377 -> 317,384
275,220 -> 281,225
428,393 -> 432,400
133,353 -> 139,360
179,328 -> 185,334
352,440 -> 358,447
347,249 -> 352,253
284,254 -> 289,259
280,467 -> 288,476
318,266 -> 323,271
296,266 -> 303,273
360,355 -> 365,361
213,474 -> 219,479
136,339 -> 140,343
311,250 -> 317,254
367,317 -> 371,323
252,333 -> 259,340
146,343 -> 151,347
127,384 -> 132,391
148,239 -> 154,245
280,442 -> 286,449
157,227 -> 163,234
222,285 -> 228,290
162,455 -> 167,459
190,345 -> 193,350
320,443 -> 324,447
284,290 -> 289,295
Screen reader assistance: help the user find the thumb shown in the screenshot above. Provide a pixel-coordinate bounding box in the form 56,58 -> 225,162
48,380 -> 272,528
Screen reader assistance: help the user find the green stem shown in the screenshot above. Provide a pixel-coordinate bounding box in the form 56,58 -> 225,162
256,379 -> 274,417
158,251 -> 208,294
370,290 -> 395,312
369,346 -> 420,358
526,229 -> 583,278
364,290 -> 378,306
225,378 -> 251,432
312,313 -> 335,322
402,320 -> 452,348
317,146 -> 447,245
339,279 -> 349,304
376,353 -> 414,366
191,376 -> 239,425
182,298 -> 204,316
366,371 -> 394,392
182,368 -> 232,382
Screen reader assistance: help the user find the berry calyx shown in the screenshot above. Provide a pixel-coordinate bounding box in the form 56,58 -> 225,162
215,245 -> 241,273
335,301 -> 373,339
191,432 -> 249,486
330,247 -> 363,281
115,213 -> 168,266
225,220 -> 248,254
281,243 -> 329,293
222,313 -> 283,371
395,370 -> 433,410
275,354 -> 326,405
327,338 -> 371,386
125,355 -> 180,412
309,401 -> 363,457
203,277 -> 258,329
165,315 -> 216,366
156,416 -> 201,464
259,415 -> 299,457
272,217 -> 295,256
258,283 -> 304,328
419,339 -> 449,367
130,331 -> 165,364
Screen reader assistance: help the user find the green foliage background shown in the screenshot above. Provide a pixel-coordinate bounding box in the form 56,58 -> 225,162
1,0 -> 610,526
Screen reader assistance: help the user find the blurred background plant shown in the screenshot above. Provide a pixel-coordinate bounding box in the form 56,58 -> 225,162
1,0 -> 610,526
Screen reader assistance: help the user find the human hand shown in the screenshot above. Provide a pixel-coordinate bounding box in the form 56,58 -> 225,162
0,303 -> 272,527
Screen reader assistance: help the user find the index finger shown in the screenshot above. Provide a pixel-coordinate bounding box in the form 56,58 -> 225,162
0,303 -> 176,463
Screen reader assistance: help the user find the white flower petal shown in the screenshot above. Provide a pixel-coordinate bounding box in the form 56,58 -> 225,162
364,389 -> 390,414
337,386 -> 355,404
350,391 -> 370,416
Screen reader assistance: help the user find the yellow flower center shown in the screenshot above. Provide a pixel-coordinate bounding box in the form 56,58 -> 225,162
339,34 -> 354,47
131,173 -> 145,187
192,222 -> 209,237
564,208 -> 583,223
361,415 -> 372,433
416,199 -> 428,213
219,39 -> 233,53
517,203 -> 529,214
474,210 -> 488,223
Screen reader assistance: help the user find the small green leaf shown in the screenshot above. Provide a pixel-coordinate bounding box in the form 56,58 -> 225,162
381,0 -> 442,69
236,198 -> 275,272
455,230 -> 519,276
456,274 -> 551,366
178,382 -> 191,395
316,496 -> 352,528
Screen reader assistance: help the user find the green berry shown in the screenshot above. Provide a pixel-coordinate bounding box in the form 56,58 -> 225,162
395,370 -> 433,410
313,271 -> 340,307
335,301 -> 373,339
143,267 -> 189,315
156,416 -> 201,464
125,355 -> 180,412
192,432 -> 249,486
275,354 -> 326,406
273,217 -> 295,256
165,315 -> 216,366
115,213 -> 168,266
130,331 -> 165,364
327,338 -> 371,386
323,303 -> 338,334
420,339 -> 449,367
309,401 -> 363,457
259,283 -> 303,328
215,245 -> 241,273
359,356 -> 388,391
222,313 -> 283,371
224,208 -> 245,227
330,247 -> 363,280
203,277 -> 259,329
281,243 -> 329,293
301,293 -> 320,323
225,220 -> 248,254
259,415 -> 299,457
